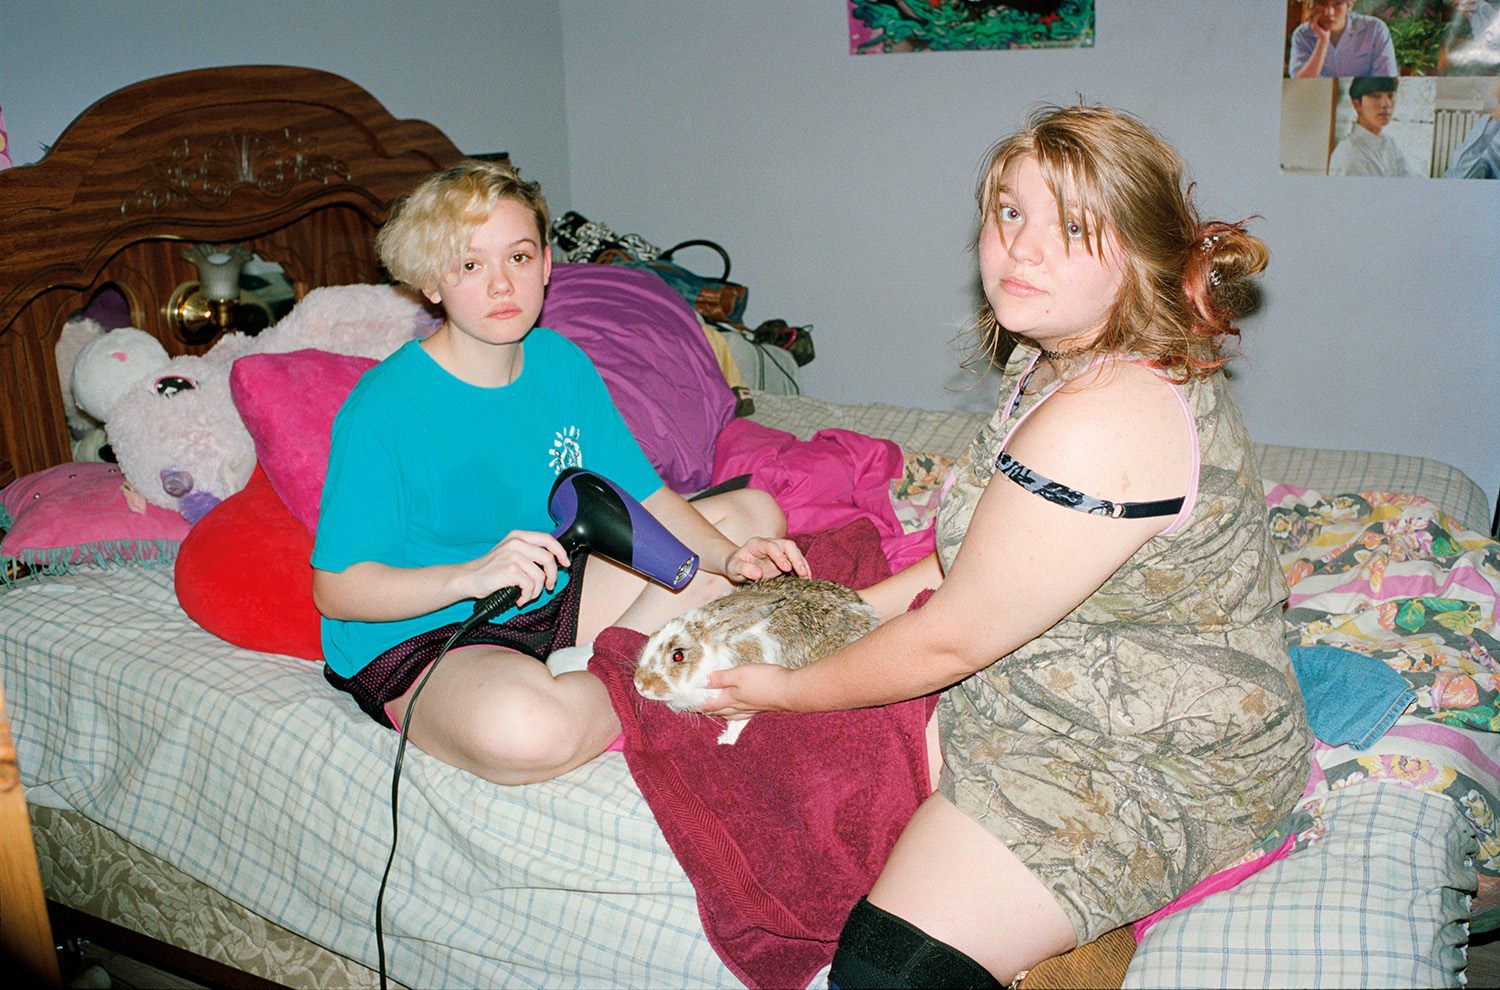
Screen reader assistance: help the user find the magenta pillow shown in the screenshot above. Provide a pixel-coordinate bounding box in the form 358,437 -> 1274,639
1,462 -> 191,578
229,349 -> 376,534
540,263 -> 736,493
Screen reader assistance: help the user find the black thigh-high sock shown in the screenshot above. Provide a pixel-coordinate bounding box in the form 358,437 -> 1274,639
827,896 -> 1003,989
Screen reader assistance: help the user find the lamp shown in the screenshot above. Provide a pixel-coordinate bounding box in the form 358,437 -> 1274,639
166,244 -> 255,344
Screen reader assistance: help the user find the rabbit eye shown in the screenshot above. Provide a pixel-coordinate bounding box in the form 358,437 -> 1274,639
671,649 -> 685,664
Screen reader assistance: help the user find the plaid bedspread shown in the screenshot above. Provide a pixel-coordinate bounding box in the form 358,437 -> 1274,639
2,566 -> 738,989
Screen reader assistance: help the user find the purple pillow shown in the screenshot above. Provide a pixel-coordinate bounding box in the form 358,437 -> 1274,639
540,263 -> 735,493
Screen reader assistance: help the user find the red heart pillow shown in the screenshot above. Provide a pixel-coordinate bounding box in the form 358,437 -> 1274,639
175,463 -> 322,661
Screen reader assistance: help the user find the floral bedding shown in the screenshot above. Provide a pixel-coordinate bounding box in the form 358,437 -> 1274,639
1268,485 -> 1500,730
1267,485 -> 1500,923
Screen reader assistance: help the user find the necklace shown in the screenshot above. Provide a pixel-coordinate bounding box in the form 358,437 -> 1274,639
1037,341 -> 1090,361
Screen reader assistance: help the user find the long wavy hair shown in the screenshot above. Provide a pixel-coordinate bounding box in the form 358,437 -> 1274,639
968,104 -> 1267,382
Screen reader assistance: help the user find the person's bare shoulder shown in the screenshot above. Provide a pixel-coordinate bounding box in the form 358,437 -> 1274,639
1004,362 -> 1193,504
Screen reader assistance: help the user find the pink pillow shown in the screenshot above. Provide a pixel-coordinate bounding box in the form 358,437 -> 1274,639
1,462 -> 191,577
229,349 -> 376,534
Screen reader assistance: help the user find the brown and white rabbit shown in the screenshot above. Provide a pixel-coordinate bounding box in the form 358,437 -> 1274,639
634,573 -> 879,743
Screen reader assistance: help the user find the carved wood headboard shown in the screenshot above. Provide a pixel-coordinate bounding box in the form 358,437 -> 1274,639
0,64 -> 468,487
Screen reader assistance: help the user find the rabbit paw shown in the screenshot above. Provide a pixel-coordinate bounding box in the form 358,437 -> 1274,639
717,717 -> 751,745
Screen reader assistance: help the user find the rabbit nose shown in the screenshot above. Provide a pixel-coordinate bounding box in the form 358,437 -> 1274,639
160,468 -> 194,498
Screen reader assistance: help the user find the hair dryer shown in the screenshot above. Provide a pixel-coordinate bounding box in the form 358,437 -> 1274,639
464,468 -> 699,631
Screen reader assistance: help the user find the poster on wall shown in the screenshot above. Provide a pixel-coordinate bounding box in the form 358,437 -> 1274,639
847,1 -> 1095,54
1279,1 -> 1499,179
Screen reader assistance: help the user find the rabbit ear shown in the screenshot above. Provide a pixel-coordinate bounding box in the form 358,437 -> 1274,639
706,597 -> 782,632
677,618 -> 708,649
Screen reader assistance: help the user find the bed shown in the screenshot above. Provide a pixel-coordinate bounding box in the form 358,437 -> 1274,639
2,65 -> 1498,990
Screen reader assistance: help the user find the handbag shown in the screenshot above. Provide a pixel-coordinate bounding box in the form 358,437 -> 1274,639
551,212 -> 749,323
745,317 -> 814,367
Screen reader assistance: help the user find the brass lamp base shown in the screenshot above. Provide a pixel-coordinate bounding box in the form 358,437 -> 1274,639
166,282 -> 272,345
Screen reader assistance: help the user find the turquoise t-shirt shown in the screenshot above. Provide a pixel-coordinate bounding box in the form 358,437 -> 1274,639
312,330 -> 664,678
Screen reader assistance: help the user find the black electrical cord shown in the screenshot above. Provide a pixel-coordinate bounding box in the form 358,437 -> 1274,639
375,584 -> 519,990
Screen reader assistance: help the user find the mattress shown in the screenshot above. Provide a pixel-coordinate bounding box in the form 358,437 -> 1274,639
6,389 -> 1497,988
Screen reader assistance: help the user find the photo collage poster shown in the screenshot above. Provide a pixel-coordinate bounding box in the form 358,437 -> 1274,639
847,1 -> 1095,55
1280,1 -> 1500,179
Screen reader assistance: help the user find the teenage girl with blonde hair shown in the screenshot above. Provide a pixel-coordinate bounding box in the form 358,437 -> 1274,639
313,160 -> 808,787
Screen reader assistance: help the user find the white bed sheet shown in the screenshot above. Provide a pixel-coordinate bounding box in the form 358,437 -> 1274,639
2,566 -> 737,990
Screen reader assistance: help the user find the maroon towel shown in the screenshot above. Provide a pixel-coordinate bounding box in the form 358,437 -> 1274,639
589,518 -> 935,989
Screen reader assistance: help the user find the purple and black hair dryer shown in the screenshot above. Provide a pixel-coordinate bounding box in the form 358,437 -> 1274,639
466,468 -> 699,629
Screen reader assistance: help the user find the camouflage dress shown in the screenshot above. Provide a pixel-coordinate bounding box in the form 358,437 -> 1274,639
933,346 -> 1312,942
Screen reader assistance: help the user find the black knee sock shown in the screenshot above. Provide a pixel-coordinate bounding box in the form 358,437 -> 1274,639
828,896 -> 1003,989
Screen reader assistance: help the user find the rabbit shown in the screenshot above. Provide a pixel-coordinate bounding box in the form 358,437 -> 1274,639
634,573 -> 880,744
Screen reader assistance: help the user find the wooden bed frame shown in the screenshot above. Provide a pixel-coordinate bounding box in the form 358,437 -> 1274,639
0,64 -> 464,489
0,64 -> 466,986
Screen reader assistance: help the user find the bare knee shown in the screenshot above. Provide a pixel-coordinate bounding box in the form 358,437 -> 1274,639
465,689 -> 569,766
403,661 -> 616,785
461,683 -> 616,783
699,486 -> 787,542
739,486 -> 787,537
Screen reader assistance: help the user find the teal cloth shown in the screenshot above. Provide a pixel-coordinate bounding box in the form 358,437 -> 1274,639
1289,644 -> 1415,751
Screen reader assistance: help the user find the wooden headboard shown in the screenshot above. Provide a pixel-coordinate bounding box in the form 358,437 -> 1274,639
0,65 -> 467,488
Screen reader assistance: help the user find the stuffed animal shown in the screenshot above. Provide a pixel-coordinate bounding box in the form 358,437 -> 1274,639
57,317 -> 107,439
65,284 -> 437,525
108,354 -> 259,524
56,320 -> 172,462
70,324 -> 174,422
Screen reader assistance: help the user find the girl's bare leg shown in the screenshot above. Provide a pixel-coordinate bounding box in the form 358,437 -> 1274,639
383,491 -> 785,785
864,792 -> 1077,984
576,487 -> 787,642
384,644 -> 621,785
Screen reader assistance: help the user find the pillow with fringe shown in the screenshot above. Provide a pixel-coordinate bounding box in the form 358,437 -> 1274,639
1,462 -> 190,582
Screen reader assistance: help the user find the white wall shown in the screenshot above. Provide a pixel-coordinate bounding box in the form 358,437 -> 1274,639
0,0 -> 572,204
4,0 -> 1496,504
556,0 -> 1499,506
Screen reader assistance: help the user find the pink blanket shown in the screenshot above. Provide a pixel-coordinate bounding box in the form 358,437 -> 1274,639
713,418 -> 936,571
589,519 -> 935,989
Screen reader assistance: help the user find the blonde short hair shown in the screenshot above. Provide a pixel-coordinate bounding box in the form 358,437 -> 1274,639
971,104 -> 1267,381
376,159 -> 551,292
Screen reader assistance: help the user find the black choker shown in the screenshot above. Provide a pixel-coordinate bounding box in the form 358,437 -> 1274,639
1038,343 -> 1090,361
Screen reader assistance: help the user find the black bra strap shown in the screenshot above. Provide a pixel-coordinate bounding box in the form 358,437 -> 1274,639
996,452 -> 1184,519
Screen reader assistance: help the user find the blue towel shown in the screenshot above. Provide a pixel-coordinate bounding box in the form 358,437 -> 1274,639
1288,644 -> 1415,751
